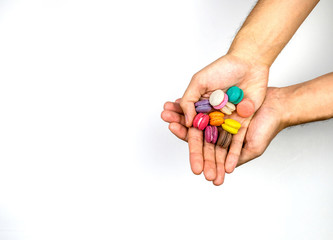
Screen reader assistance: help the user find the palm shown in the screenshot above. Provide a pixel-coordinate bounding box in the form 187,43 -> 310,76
188,54 -> 269,173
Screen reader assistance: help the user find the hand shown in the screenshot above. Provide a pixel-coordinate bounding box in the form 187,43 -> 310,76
161,87 -> 285,185
179,54 -> 269,182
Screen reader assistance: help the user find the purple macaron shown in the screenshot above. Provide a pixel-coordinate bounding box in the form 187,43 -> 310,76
205,125 -> 218,144
195,99 -> 212,113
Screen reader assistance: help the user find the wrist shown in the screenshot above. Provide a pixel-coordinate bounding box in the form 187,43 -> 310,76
224,51 -> 270,77
265,87 -> 290,131
227,27 -> 279,69
279,84 -> 303,129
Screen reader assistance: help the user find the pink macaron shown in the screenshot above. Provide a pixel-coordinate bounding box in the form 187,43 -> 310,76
213,93 -> 229,110
193,113 -> 209,130
205,125 -> 218,144
236,98 -> 255,118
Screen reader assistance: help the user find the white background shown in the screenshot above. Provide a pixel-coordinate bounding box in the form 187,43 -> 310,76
0,0 -> 333,239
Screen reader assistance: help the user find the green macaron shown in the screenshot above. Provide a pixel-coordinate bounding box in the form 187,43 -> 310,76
226,86 -> 244,104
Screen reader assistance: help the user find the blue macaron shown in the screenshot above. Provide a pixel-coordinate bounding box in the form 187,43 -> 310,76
226,86 -> 244,104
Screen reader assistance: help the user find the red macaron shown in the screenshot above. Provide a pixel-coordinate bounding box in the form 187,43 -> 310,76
193,113 -> 209,130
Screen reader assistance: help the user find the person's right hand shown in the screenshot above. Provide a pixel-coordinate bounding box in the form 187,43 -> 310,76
179,54 -> 269,181
162,87 -> 286,185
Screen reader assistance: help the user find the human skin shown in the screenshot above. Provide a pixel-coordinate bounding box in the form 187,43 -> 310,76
161,72 -> 333,185
178,0 -> 319,181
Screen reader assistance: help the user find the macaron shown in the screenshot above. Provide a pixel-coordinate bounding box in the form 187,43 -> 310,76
209,111 -> 224,126
226,86 -> 244,104
216,127 -> 232,149
222,119 -> 241,134
209,90 -> 225,108
221,102 -> 236,115
193,113 -> 209,130
195,99 -> 212,113
236,98 -> 255,118
205,126 -> 218,144
213,93 -> 228,110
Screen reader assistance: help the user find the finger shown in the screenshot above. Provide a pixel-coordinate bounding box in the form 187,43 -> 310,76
224,125 -> 247,173
161,110 -> 186,125
213,146 -> 227,186
175,98 -> 181,103
168,123 -> 188,142
203,140 -> 217,181
180,77 -> 206,127
188,127 -> 204,175
163,101 -> 183,114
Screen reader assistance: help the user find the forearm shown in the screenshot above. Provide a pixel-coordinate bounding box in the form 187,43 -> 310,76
281,73 -> 333,128
228,0 -> 319,67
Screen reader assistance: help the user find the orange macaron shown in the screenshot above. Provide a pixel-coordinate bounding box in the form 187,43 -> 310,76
236,98 -> 255,118
209,111 -> 224,126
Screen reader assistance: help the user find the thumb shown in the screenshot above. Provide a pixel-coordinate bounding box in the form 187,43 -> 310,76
180,77 -> 205,127
238,145 -> 264,167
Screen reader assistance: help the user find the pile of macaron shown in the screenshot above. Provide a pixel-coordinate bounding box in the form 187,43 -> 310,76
192,86 -> 255,149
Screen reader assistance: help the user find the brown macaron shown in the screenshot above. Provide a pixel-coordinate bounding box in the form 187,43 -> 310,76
216,127 -> 232,149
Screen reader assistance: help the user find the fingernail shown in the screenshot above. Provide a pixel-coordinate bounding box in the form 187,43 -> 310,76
185,114 -> 189,126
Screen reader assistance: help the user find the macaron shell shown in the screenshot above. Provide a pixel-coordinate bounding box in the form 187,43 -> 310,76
209,111 -> 224,118
205,126 -> 212,142
213,93 -> 228,109
212,126 -> 218,144
195,99 -> 210,107
236,98 -> 255,118
209,90 -> 225,106
196,105 -> 212,113
224,119 -> 241,129
210,118 -> 224,126
222,124 -> 238,134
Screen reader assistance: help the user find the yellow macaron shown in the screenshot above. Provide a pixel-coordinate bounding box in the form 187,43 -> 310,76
222,119 -> 241,134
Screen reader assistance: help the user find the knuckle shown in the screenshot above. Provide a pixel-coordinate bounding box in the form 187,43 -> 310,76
191,73 -> 205,88
252,147 -> 263,158
179,99 -> 186,109
191,72 -> 200,82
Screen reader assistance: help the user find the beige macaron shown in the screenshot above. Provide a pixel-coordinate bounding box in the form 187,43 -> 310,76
221,102 -> 236,115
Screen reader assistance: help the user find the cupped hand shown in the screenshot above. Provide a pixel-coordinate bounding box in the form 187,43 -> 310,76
161,87 -> 285,185
179,54 -> 269,181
